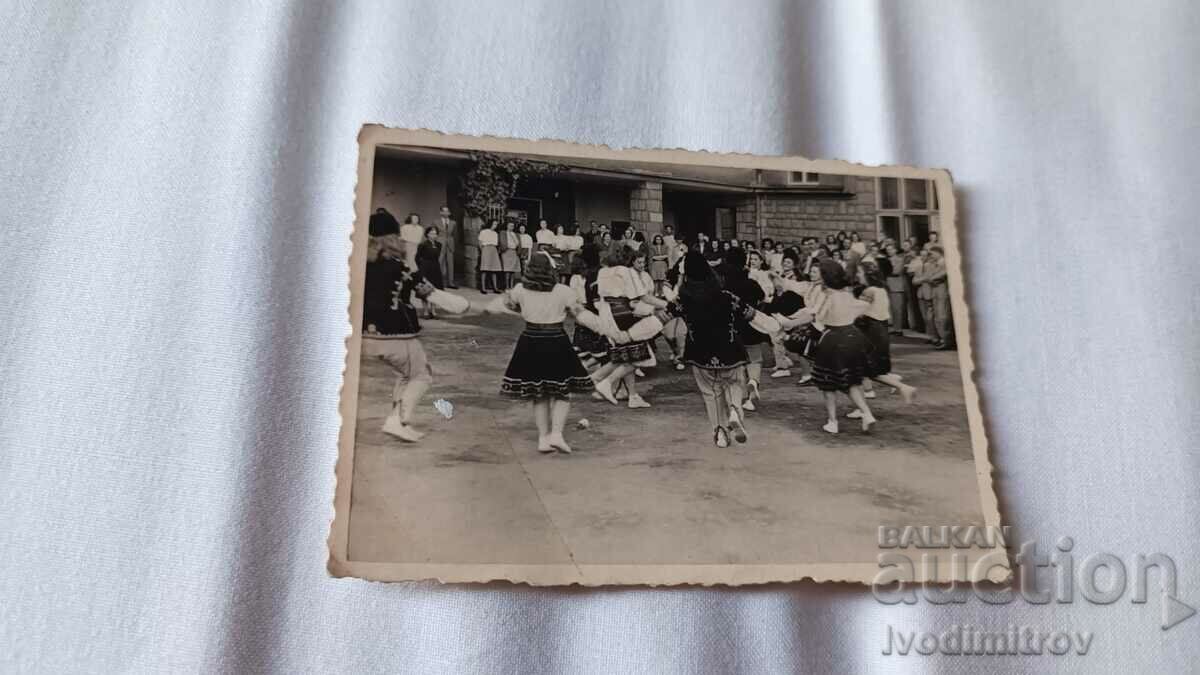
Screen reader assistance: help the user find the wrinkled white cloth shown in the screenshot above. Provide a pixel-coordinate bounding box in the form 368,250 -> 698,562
2,1 -> 1199,673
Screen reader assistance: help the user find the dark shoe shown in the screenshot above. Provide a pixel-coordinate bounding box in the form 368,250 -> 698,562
447,284 -> 459,289
937,343 -> 956,351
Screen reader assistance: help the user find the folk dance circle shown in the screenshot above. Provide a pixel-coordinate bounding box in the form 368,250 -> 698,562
365,215 -> 931,453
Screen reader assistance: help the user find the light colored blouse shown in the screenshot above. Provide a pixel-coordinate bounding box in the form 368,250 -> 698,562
815,289 -> 869,327
504,231 -> 519,249
400,223 -> 424,244
509,283 -> 579,324
478,228 -> 498,247
767,252 -> 784,271
597,266 -> 645,299
535,228 -> 555,245
861,286 -> 891,321
519,233 -> 533,249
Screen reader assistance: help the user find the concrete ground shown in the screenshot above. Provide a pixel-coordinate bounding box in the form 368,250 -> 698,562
347,289 -> 986,566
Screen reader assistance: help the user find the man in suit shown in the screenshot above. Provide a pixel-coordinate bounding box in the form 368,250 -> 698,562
435,205 -> 458,288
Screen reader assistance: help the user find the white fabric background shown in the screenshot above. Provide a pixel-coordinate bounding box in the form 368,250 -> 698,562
2,1 -> 1198,672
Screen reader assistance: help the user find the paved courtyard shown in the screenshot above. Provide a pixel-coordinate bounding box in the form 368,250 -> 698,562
347,290 -> 986,567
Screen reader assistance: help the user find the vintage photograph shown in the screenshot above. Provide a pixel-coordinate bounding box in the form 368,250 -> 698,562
329,128 -> 1001,585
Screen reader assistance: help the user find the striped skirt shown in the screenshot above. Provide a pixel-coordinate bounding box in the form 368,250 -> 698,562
501,322 -> 593,399
605,297 -> 654,364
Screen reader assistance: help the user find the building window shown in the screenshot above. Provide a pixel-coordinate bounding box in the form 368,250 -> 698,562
878,215 -> 901,242
786,171 -> 820,186
904,178 -> 929,210
876,177 -> 937,244
905,214 -> 930,243
878,177 -> 900,210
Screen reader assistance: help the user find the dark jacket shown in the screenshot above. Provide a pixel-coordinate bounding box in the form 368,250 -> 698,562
668,284 -> 753,369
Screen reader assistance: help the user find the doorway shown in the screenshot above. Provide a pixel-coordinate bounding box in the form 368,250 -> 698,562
715,207 -> 736,240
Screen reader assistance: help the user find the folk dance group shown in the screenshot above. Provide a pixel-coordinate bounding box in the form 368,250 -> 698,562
362,216 -> 921,452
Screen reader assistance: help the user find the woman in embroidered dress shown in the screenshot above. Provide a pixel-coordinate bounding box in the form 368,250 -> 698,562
590,247 -> 666,409
498,252 -> 605,454
807,259 -> 877,434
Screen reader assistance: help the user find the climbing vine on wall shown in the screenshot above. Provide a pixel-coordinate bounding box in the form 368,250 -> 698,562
458,152 -> 567,218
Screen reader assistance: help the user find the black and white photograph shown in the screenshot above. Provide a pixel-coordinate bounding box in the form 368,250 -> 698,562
330,127 -> 1000,585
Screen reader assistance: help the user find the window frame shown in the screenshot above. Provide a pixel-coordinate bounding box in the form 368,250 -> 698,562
785,170 -> 821,186
875,177 -> 938,244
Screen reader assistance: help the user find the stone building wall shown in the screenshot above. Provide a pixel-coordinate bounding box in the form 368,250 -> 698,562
629,181 -> 664,235
736,176 -> 881,244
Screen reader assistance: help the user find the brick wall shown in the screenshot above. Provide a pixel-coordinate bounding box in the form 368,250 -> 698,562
736,176 -> 880,244
629,181 -> 664,235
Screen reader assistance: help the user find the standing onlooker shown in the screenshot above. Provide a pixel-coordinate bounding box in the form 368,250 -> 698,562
902,240 -> 924,333
416,226 -> 444,319
436,205 -> 458,288
399,213 -> 424,272
649,234 -> 670,295
662,225 -> 679,268
884,243 -> 907,335
517,223 -> 533,274
912,248 -> 937,344
926,245 -> 954,350
500,221 -> 521,290
478,219 -> 503,294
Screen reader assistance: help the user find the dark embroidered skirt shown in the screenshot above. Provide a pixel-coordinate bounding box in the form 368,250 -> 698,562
501,322 -> 594,399
605,297 -> 653,364
572,317 -> 610,360
857,316 -> 892,377
811,324 -> 873,392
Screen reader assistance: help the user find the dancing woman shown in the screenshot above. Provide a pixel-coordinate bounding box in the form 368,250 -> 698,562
720,248 -> 768,412
661,241 -> 690,370
572,247 -> 610,369
665,252 -> 756,447
591,247 -> 666,409
498,252 -> 606,454
849,261 -> 917,410
808,259 -> 877,434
